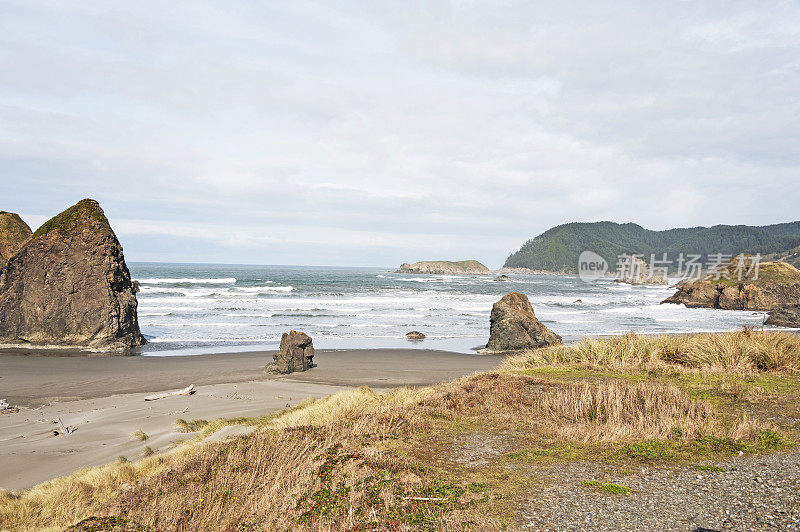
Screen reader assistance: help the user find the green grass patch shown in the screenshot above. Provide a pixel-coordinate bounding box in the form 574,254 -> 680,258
583,480 -> 630,495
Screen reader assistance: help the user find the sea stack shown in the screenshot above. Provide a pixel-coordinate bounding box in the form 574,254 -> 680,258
0,199 -> 145,350
396,260 -> 490,275
485,292 -> 562,352
662,256 -> 800,310
0,211 -> 32,269
271,330 -> 315,373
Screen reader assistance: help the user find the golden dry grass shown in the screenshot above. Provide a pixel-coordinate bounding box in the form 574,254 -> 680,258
501,330 -> 800,373
423,373 -> 741,443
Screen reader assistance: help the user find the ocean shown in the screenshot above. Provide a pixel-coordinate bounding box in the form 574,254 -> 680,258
129,263 -> 769,356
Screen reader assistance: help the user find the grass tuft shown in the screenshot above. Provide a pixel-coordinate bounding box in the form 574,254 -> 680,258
174,418 -> 209,433
583,480 -> 630,494
502,330 -> 800,373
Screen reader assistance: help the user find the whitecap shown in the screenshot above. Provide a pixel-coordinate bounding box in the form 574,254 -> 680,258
137,277 -> 236,284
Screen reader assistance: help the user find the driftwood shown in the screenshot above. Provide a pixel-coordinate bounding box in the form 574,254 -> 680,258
57,417 -> 74,434
144,384 -> 196,402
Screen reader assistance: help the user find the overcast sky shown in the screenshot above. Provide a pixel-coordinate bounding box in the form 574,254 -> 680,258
2,1 -> 799,267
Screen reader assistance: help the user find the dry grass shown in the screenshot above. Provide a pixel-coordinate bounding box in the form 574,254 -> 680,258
423,373 -> 740,443
173,418 -> 209,433
130,430 -> 147,442
0,450 -> 189,531
502,330 -> 800,373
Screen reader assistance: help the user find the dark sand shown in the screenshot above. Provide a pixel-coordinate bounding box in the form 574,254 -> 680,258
0,348 -> 502,490
0,348 -> 501,408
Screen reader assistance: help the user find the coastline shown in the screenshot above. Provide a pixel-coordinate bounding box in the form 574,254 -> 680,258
0,348 -> 501,491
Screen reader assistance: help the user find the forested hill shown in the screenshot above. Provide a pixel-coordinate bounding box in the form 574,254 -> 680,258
503,221 -> 800,273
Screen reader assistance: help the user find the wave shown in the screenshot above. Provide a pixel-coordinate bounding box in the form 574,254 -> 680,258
220,312 -> 275,318
232,286 -> 294,293
137,277 -> 236,284
397,277 -> 454,283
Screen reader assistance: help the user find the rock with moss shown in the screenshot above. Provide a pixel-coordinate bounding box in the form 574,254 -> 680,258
662,256 -> 800,310
0,199 -> 145,350
766,304 -> 800,328
0,211 -> 32,269
484,292 -> 562,352
269,330 -> 315,373
396,260 -> 490,275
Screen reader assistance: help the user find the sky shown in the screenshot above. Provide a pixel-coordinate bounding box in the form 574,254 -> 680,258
2,1 -> 799,268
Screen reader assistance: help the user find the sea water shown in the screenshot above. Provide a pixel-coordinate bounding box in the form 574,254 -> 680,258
129,263 -> 768,356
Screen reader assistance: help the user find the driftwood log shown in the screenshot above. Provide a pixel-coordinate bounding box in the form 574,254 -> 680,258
144,384 -> 196,402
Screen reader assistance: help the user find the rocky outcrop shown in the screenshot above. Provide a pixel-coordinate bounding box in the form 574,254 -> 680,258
0,199 -> 145,350
406,331 -> 426,340
270,330 -> 315,373
397,260 -> 490,275
0,212 -> 32,269
766,304 -> 800,328
614,256 -> 668,285
484,292 -> 562,352
662,258 -> 800,311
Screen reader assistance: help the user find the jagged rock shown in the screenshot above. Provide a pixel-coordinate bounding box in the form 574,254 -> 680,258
574,299 -> 582,303
766,304 -> 800,328
0,199 -> 145,350
493,275 -> 510,282
270,330 -> 315,373
614,256 -> 668,285
0,211 -> 32,269
406,331 -> 426,340
396,260 -> 490,275
663,257 -> 800,311
484,292 -> 562,352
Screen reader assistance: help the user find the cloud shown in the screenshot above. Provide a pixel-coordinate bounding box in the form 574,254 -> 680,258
1,0 -> 799,266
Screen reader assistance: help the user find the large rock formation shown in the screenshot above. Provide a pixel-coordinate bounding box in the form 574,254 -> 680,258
271,330 -> 315,373
614,256 -> 668,285
0,199 -> 145,350
396,260 -> 490,275
0,211 -> 32,269
662,257 -> 800,311
766,304 -> 800,328
484,292 -> 562,352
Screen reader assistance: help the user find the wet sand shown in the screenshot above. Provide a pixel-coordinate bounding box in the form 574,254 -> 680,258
0,348 -> 502,491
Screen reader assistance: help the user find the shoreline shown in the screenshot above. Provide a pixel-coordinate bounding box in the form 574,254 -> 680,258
0,348 -> 502,491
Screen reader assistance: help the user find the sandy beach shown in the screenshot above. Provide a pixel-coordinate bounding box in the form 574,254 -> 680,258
0,348 -> 501,491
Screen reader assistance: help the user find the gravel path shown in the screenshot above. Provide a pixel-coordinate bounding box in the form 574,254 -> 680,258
524,450 -> 800,531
